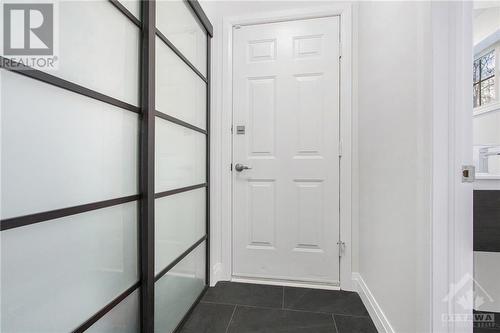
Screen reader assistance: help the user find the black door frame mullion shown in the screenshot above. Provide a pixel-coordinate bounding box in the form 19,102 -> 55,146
0,56 -> 140,114
186,0 -> 213,37
155,29 -> 208,83
139,0 -> 156,332
109,0 -> 141,27
205,33 -> 211,287
141,1 -> 212,331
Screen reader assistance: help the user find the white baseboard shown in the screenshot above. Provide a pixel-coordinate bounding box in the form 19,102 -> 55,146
211,262 -> 224,286
352,272 -> 395,333
231,275 -> 341,291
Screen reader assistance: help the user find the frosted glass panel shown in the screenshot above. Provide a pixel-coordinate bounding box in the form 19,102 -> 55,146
1,202 -> 139,333
55,0 -> 139,105
87,289 -> 140,333
154,242 -> 206,333
156,37 -> 207,130
1,70 -> 139,219
155,188 -> 206,273
155,118 -> 206,192
118,0 -> 141,20
156,0 -> 207,76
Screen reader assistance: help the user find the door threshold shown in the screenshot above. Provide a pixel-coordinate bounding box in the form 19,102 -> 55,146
231,275 -> 341,290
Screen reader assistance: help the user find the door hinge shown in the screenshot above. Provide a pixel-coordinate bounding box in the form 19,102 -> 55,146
337,241 -> 346,257
230,163 -> 233,171
339,41 -> 342,59
338,140 -> 343,158
231,125 -> 233,134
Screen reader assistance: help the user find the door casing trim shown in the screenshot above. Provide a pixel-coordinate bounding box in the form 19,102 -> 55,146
215,3 -> 354,291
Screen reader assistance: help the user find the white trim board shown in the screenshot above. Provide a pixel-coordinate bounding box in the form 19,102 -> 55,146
215,3 -> 354,292
352,273 -> 395,333
473,101 -> 500,117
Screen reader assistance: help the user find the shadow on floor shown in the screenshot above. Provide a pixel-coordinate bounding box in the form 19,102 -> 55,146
178,281 -> 377,333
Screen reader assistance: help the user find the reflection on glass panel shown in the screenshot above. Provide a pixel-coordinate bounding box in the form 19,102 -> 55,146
155,118 -> 206,193
1,71 -> 139,220
474,59 -> 480,83
118,0 -> 141,20
481,51 -> 496,79
55,1 -> 140,105
154,242 -> 206,333
156,0 -> 207,76
156,37 -> 207,130
87,289 -> 140,333
481,77 -> 496,106
155,188 -> 206,274
1,202 -> 139,333
474,84 -> 480,108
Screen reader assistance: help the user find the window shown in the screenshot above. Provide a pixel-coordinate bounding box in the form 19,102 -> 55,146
473,50 -> 496,108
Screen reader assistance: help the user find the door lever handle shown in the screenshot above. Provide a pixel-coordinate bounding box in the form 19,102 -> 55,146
235,163 -> 252,172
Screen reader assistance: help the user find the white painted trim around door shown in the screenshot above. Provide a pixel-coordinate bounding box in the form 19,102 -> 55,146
215,4 -> 353,291
431,2 -> 474,333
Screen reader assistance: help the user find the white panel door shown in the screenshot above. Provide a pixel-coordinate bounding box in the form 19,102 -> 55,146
232,17 -> 341,285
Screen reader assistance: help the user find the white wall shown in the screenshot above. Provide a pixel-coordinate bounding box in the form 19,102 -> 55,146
356,2 -> 432,332
474,109 -> 500,147
203,1 -> 433,331
473,6 -> 500,45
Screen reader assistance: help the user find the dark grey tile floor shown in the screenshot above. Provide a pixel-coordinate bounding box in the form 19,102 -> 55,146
474,310 -> 500,333
179,282 -> 377,333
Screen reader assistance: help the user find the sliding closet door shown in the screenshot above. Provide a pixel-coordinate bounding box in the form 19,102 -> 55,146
153,1 -> 210,332
1,0 -> 212,332
1,1 -> 141,332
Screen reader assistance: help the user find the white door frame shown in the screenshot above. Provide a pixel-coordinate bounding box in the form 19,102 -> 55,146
218,4 -> 353,291
431,1 -> 474,332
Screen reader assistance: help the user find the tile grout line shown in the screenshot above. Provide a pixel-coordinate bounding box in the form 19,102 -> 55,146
201,300 -> 370,318
332,314 -> 340,333
333,313 -> 373,319
201,300 -> 285,311
282,286 -> 285,309
224,305 -> 237,333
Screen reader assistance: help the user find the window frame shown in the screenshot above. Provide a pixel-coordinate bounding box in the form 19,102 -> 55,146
474,42 -> 500,114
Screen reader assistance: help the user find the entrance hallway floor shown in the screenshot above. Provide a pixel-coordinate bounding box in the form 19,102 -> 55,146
179,282 -> 377,333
